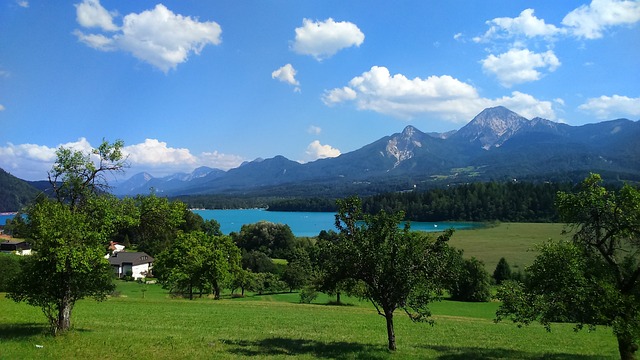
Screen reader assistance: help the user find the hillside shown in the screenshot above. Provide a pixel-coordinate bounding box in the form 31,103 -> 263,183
0,168 -> 41,212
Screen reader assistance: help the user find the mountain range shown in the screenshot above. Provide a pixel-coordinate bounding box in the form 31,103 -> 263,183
1,106 -> 638,212
111,106 -> 640,197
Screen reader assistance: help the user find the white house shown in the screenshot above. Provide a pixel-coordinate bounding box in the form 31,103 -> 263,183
107,251 -> 154,280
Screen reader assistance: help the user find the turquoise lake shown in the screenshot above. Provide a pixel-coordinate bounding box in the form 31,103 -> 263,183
193,209 -> 479,237
1,210 -> 479,237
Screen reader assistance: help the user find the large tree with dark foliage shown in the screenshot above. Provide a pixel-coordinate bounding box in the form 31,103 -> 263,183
333,196 -> 458,351
496,174 -> 640,360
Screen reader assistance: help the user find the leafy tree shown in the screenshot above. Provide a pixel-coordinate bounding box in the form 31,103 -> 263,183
282,248 -> 312,292
155,231 -> 240,300
233,221 -> 296,259
496,174 -> 640,360
449,256 -> 491,302
493,257 -> 512,285
7,140 -> 127,336
133,194 -> 186,256
241,250 -> 277,274
333,196 -> 457,350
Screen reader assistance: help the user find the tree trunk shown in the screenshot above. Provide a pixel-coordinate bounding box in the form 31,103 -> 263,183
385,309 -> 396,351
336,291 -> 341,305
617,334 -> 638,360
56,297 -> 73,335
214,282 -> 221,300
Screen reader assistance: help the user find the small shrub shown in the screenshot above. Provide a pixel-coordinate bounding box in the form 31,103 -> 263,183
298,286 -> 318,304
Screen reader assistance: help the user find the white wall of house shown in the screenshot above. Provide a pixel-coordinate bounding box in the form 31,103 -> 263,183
131,263 -> 152,280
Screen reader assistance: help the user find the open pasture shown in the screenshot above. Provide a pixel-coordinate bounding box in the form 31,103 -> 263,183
0,223 -> 616,359
0,282 -> 617,359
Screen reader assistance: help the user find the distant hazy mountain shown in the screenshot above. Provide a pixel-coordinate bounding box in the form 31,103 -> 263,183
5,106 -> 638,201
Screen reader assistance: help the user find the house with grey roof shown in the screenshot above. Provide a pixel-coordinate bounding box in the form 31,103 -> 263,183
0,240 -> 32,256
107,251 -> 154,280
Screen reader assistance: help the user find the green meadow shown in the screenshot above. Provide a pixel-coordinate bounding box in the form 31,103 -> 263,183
0,223 -> 617,359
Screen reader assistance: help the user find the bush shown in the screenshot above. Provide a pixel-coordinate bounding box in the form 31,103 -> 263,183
450,257 -> 491,302
298,286 -> 319,304
0,253 -> 21,292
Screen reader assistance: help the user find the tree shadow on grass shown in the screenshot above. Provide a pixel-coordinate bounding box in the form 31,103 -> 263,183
0,323 -> 47,339
424,345 -> 614,360
0,323 -> 93,340
221,337 -> 388,360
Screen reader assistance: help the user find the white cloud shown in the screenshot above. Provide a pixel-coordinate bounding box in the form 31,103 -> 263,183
271,63 -> 300,91
490,91 -> 556,120
292,18 -> 364,60
323,66 -> 556,122
474,8 -> 564,42
74,1 -> 222,72
578,95 -> 640,119
562,0 -> 640,39
123,139 -> 196,166
305,140 -> 341,161
0,104 -> 5,111
307,125 -> 322,135
481,48 -> 560,87
17,1 -> 29,8
0,138 -> 94,181
0,138 -> 245,181
75,0 -> 118,31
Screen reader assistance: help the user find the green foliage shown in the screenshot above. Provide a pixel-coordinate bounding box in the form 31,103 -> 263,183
6,140 -> 128,336
154,231 -> 241,300
493,257 -> 512,285
232,221 -> 296,259
7,198 -> 116,335
449,256 -> 491,302
0,253 -> 21,292
131,194 -> 186,256
497,174 -> 640,360
362,181 -> 570,222
333,196 -> 458,350
298,285 -> 319,304
281,248 -> 312,292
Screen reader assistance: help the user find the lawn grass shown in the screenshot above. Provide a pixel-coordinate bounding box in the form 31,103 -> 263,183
0,281 -> 619,359
0,223 -> 619,359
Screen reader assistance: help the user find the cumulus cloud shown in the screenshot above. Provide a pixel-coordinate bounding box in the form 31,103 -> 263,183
481,48 -> 560,87
578,95 -> 640,119
474,8 -> 564,42
74,0 -> 222,72
305,140 -> 341,161
75,0 -> 118,31
0,138 -> 245,181
0,138 -> 94,181
292,18 -> 364,60
562,0 -> 640,39
271,63 -> 300,91
323,66 -> 557,122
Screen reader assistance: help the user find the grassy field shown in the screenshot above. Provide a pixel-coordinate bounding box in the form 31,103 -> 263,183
0,223 -> 619,360
448,222 -> 570,272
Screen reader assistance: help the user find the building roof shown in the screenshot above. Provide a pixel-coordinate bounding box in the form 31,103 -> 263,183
108,251 -> 154,266
0,240 -> 31,251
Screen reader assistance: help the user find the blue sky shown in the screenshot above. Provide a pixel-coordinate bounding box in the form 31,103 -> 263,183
1,0 -> 639,181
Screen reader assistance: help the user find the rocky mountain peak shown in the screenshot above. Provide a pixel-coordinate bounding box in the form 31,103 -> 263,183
386,125 -> 424,168
452,106 -> 529,149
